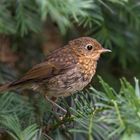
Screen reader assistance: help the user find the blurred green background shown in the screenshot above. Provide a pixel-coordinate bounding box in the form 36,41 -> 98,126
0,0 -> 140,140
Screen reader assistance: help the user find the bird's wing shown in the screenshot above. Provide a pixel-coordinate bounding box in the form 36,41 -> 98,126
22,61 -> 75,80
11,61 -> 75,86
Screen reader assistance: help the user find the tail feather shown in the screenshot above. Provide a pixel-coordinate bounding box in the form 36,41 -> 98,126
0,79 -> 33,93
0,83 -> 12,92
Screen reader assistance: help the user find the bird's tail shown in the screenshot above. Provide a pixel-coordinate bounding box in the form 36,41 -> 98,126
0,79 -> 30,93
0,83 -> 13,93
0,80 -> 28,93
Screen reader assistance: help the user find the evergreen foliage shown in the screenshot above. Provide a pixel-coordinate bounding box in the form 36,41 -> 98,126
0,78 -> 140,140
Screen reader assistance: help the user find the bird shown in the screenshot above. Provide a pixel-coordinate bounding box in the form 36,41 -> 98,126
0,37 -> 111,100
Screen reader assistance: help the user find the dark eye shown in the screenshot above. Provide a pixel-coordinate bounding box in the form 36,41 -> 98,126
85,44 -> 93,51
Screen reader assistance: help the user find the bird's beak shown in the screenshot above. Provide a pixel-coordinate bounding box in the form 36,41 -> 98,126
98,48 -> 112,53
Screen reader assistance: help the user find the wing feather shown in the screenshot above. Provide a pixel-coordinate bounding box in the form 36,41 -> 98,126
10,61 -> 75,86
10,46 -> 76,87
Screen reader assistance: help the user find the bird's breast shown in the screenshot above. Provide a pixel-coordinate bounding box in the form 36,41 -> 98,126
77,57 -> 97,81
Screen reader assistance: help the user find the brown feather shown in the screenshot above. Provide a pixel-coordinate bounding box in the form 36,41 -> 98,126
0,60 -> 75,92
0,83 -> 11,92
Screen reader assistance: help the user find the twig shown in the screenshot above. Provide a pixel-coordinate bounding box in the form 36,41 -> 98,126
43,133 -> 54,140
44,115 -> 75,133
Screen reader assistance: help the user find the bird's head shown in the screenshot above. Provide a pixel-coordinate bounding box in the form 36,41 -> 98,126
69,37 -> 111,61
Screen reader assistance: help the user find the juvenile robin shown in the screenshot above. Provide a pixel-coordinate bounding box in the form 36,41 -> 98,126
0,37 -> 111,101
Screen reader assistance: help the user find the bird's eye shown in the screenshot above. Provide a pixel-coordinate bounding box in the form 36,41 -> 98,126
85,44 -> 94,51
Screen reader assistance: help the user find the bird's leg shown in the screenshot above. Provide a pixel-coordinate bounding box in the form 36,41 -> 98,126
45,96 -> 67,114
44,96 -> 69,133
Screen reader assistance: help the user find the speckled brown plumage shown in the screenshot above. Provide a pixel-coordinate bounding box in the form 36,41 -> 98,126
0,37 -> 111,98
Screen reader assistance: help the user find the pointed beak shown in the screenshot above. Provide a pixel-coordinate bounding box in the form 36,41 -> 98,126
98,48 -> 112,53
